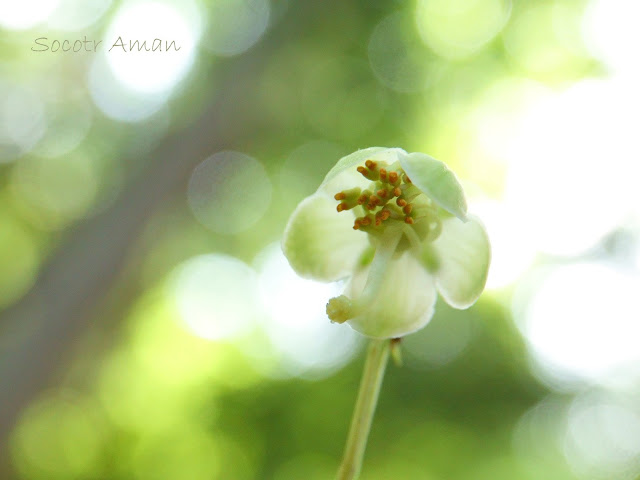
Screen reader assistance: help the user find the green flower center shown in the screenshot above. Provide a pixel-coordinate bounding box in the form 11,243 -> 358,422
334,159 -> 442,244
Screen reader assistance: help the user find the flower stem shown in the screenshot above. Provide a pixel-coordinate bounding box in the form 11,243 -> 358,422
336,339 -> 391,480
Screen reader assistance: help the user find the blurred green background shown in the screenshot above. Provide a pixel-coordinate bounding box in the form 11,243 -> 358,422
2,0 -> 640,479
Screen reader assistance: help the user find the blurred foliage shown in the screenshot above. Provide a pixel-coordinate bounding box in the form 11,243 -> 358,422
0,0 -> 616,479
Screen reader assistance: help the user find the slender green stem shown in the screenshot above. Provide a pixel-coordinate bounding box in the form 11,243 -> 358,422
337,339 -> 391,480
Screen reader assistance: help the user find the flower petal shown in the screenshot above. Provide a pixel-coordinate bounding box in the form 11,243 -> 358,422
319,147 -> 406,195
282,192 -> 369,281
431,215 -> 490,309
346,251 -> 437,339
400,152 -> 468,221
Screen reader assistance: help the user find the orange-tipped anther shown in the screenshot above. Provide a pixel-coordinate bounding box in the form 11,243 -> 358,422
393,187 -> 402,197
404,217 -> 414,224
361,216 -> 372,226
353,219 -> 361,230
403,204 -> 412,214
379,168 -> 387,182
337,203 -> 348,212
357,166 -> 367,176
377,189 -> 388,199
334,192 -> 346,201
380,209 -> 391,220
365,160 -> 377,170
388,171 -> 399,184
369,195 -> 380,206
397,198 -> 407,207
375,217 -> 382,226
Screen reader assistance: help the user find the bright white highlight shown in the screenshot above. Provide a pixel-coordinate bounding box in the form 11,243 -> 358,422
0,0 -> 60,30
583,0 -> 640,77
472,200 -> 536,290
171,254 -> 260,341
104,1 -> 200,93
504,79 -> 639,256
254,243 -> 361,378
516,263 -> 640,387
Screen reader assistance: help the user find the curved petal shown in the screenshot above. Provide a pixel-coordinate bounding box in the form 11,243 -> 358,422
431,215 -> 490,309
282,192 -> 369,281
346,251 -> 437,339
319,147 -> 406,195
400,152 -> 468,221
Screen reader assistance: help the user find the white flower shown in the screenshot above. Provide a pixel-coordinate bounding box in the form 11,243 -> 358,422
282,147 -> 490,339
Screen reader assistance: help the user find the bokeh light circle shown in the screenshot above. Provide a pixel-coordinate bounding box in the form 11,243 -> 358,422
564,393 -> 640,479
415,0 -> 511,60
0,86 -> 46,163
188,151 -> 272,235
253,243 -> 361,378
88,55 -> 168,122
10,152 -> 100,230
104,1 -> 200,94
515,263 -> 640,388
368,13 -> 440,93
203,0 -> 270,56
171,254 -> 260,341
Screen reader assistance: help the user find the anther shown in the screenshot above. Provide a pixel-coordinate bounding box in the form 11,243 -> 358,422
376,189 -> 388,199
337,202 -> 349,212
388,171 -> 399,184
357,166 -> 367,176
361,216 -> 372,226
392,187 -> 402,197
397,198 -> 407,207
403,204 -> 412,215
365,160 -> 377,169
379,168 -> 387,182
404,217 -> 414,225
379,209 -> 391,221
353,219 -> 361,230
334,192 -> 346,201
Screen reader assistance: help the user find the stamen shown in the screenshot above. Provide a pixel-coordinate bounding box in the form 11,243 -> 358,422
365,160 -> 377,169
334,192 -> 346,200
392,187 -> 401,197
376,189 -> 388,199
379,168 -> 387,182
402,204 -> 412,215
337,202 -> 349,212
396,198 -> 407,207
404,217 -> 414,224
388,171 -> 399,184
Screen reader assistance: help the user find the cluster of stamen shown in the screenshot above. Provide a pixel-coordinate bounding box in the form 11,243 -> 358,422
334,159 -> 422,232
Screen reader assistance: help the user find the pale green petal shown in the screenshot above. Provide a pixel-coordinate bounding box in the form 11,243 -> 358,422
282,192 -> 369,281
319,147 -> 406,195
400,152 -> 468,221
346,251 -> 437,339
431,215 -> 490,309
